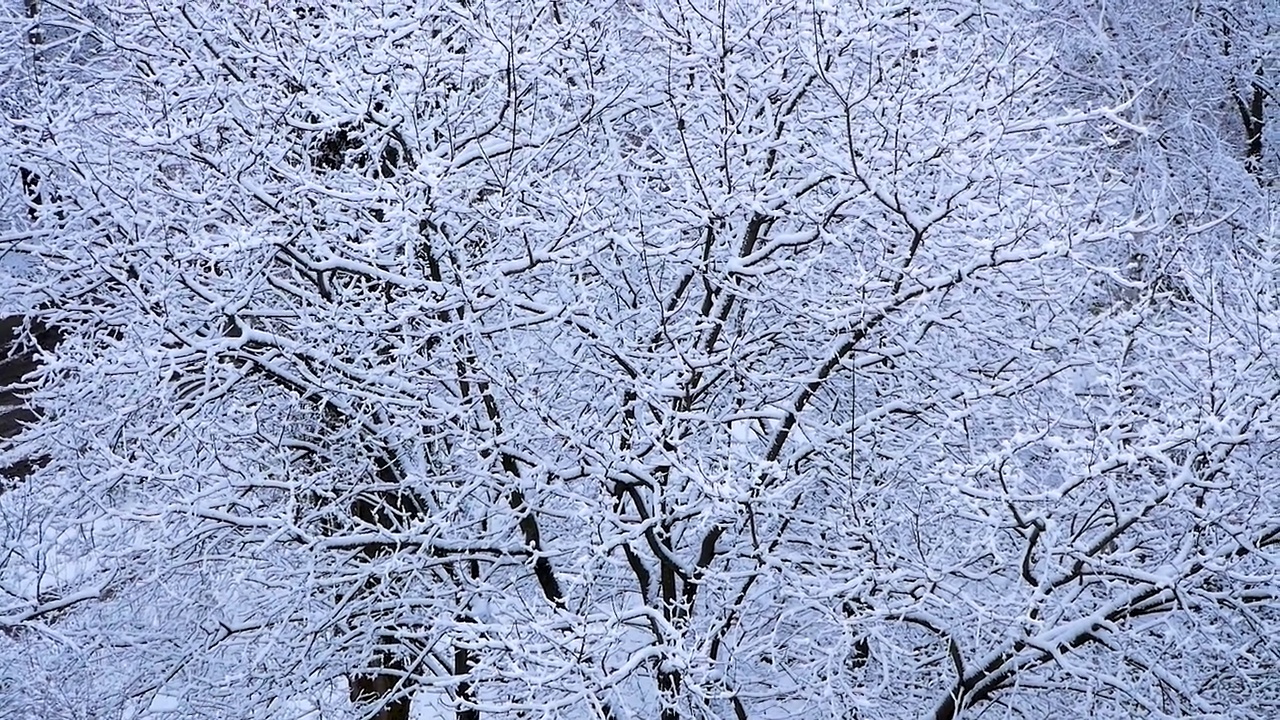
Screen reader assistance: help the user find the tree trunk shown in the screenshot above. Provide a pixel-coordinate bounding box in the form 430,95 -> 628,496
454,641 -> 479,720
349,652 -> 412,720
1238,69 -> 1266,177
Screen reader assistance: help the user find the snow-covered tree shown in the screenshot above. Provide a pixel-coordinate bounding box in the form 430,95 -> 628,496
2,1 -> 1278,719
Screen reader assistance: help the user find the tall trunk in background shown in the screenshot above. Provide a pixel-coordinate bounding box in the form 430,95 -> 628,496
1222,14 -> 1268,178
344,455 -> 424,720
0,317 -> 61,481
1238,66 -> 1266,177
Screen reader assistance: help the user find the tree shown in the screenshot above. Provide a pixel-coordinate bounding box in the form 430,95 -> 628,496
2,0 -> 1279,719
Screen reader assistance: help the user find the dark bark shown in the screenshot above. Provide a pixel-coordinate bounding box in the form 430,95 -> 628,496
344,451 -> 428,719
0,316 -> 62,481
1237,69 -> 1266,176
349,651 -> 412,720
656,664 -> 682,720
454,640 -> 479,720
1221,16 -> 1267,177
18,168 -> 45,222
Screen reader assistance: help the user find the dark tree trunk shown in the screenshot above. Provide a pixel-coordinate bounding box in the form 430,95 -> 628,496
657,666 -> 682,720
1221,16 -> 1267,178
454,640 -> 479,720
0,316 -> 62,482
1237,69 -> 1266,177
656,523 -> 685,720
349,652 -> 411,720
345,456 -> 425,720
